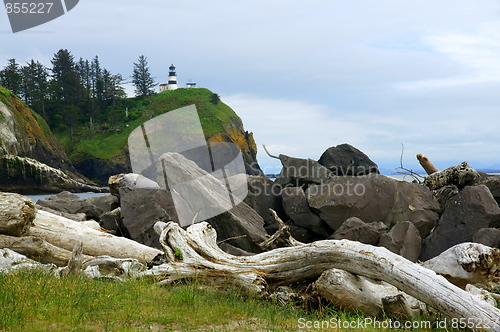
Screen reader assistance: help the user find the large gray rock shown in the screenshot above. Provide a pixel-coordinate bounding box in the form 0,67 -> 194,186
99,208 -> 127,236
155,152 -> 269,253
204,202 -> 270,253
119,187 -> 177,249
474,174 -> 500,206
431,185 -> 459,212
281,186 -> 330,238
108,173 -> 159,198
318,143 -> 379,176
420,185 -> 500,261
378,221 -> 421,262
306,175 -> 440,236
472,228 -> 500,248
37,191 -> 103,221
275,155 -> 334,187
244,175 -> 285,227
329,217 -> 388,245
0,192 -> 36,236
86,195 -> 119,215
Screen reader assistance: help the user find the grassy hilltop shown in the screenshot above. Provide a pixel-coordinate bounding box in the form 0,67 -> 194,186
54,88 -> 259,183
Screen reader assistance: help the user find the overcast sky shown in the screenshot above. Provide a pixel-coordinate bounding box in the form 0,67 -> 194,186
2,1 -> 500,174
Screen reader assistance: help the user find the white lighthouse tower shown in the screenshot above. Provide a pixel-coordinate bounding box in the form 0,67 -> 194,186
167,64 -> 178,90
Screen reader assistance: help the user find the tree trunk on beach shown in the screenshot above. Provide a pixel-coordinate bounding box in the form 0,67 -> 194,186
146,220 -> 500,331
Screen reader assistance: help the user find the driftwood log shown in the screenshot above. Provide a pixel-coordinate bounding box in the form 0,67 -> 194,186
423,161 -> 480,190
421,242 -> 500,290
0,234 -> 91,266
147,221 -> 500,330
312,268 -> 430,319
416,154 -> 439,175
27,210 -> 162,265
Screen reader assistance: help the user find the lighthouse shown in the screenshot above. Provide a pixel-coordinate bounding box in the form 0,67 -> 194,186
167,64 -> 178,90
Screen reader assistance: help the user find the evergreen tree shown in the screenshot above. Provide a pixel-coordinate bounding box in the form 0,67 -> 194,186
76,58 -> 92,101
50,49 -> 83,105
131,55 -> 156,98
20,60 -> 49,119
49,49 -> 83,128
91,55 -> 103,102
0,59 -> 22,96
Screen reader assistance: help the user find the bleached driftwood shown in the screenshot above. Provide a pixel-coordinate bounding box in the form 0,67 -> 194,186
258,209 -> 303,250
416,154 -> 439,175
28,210 -> 162,264
148,221 -> 500,331
466,284 -> 498,307
312,268 -> 429,318
82,256 -> 146,280
61,242 -> 84,276
423,161 -> 480,190
0,234 -> 91,266
0,248 -> 47,272
421,242 -> 500,290
0,192 -> 36,236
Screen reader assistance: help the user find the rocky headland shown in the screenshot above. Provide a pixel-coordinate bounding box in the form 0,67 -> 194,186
0,87 -> 104,194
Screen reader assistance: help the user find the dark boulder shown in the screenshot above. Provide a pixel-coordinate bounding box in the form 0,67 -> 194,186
119,187 -> 177,249
318,143 -> 379,176
431,185 -> 459,212
281,186 -> 330,238
378,221 -> 421,262
474,174 -> 500,206
218,242 -> 253,256
205,201 -> 270,253
328,217 -> 388,245
244,175 -> 285,227
99,208 -> 127,237
275,155 -> 334,187
37,191 -> 103,221
108,173 -> 159,198
306,175 -> 439,236
420,185 -> 500,261
86,195 -> 119,214
472,228 -> 500,248
287,224 -> 318,243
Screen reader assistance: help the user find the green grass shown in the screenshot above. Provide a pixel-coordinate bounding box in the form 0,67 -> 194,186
0,269 -> 457,332
0,85 -> 13,108
30,110 -> 52,137
54,88 -> 240,162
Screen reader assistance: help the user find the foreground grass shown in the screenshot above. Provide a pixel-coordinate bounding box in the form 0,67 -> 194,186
0,270 -> 455,332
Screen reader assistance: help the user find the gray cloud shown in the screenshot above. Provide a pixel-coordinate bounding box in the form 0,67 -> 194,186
2,0 -> 500,172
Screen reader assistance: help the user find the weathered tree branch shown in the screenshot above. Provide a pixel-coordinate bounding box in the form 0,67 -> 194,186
416,153 -> 439,175
423,161 -> 480,190
147,221 -> 500,330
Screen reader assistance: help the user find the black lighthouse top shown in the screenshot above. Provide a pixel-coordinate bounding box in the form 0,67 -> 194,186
169,64 -> 176,76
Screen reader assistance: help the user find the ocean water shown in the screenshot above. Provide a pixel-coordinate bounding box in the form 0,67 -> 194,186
26,192 -> 110,203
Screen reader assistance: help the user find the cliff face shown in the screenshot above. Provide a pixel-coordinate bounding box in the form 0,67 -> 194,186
207,116 -> 260,175
0,87 -> 98,193
0,87 -> 74,172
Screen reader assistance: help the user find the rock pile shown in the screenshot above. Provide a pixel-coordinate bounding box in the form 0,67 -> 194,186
25,143 -> 500,264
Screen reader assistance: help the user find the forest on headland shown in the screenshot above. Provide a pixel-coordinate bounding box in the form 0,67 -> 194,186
0,49 -> 158,135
